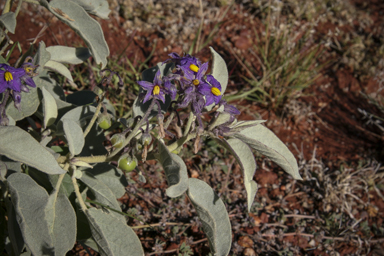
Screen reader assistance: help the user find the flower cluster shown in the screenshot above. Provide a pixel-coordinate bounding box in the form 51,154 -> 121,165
0,63 -> 37,125
137,53 -> 236,130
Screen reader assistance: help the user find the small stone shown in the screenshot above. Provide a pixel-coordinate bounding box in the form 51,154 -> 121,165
243,247 -> 257,256
191,170 -> 199,178
238,236 -> 254,248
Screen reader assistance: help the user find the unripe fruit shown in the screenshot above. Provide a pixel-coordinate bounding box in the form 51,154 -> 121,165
141,133 -> 152,146
98,114 -> 112,130
118,155 -> 137,172
110,134 -> 124,148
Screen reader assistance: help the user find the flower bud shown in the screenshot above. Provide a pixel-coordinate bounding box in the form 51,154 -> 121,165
118,154 -> 137,172
141,133 -> 152,146
110,133 -> 125,148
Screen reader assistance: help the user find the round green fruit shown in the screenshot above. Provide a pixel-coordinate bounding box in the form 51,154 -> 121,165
98,119 -> 111,130
118,156 -> 137,172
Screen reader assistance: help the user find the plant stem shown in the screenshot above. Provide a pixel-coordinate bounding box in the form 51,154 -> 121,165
83,98 -> 103,138
167,132 -> 197,152
72,172 -> 87,212
108,99 -> 157,160
183,112 -> 195,137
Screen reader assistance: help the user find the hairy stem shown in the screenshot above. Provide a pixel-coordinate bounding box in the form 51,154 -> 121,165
83,98 -> 104,138
108,99 -> 157,159
183,112 -> 195,137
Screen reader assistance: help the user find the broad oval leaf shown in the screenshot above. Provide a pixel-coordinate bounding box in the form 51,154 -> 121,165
133,62 -> 174,118
40,0 -> 109,68
41,87 -> 58,128
34,41 -> 51,73
233,125 -> 302,180
0,12 -> 16,34
187,178 -> 231,256
83,163 -> 128,198
219,138 -> 258,212
0,126 -> 65,175
155,139 -> 189,198
44,60 -> 74,82
46,46 -> 91,64
63,119 -> 85,156
7,173 -> 54,255
45,192 -> 77,256
79,172 -> 122,214
70,0 -> 111,19
205,47 -> 228,111
57,105 -> 96,135
85,208 -> 144,256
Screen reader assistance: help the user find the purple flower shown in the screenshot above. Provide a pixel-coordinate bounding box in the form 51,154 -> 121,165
0,64 -> 36,94
137,69 -> 176,103
197,75 -> 222,106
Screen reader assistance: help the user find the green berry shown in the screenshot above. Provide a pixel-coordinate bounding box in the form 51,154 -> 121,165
111,134 -> 124,148
118,155 -> 137,172
98,119 -> 111,130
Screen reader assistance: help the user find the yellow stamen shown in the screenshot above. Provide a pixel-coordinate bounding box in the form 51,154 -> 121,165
192,79 -> 199,86
4,71 -> 13,82
24,67 -> 32,73
211,87 -> 221,96
189,64 -> 199,72
153,85 -> 160,95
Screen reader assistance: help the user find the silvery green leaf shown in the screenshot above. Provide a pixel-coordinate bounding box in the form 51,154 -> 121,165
70,0 -> 110,19
84,163 -> 128,198
35,74 -> 75,117
208,112 -> 232,131
0,12 -> 16,34
44,60 -> 74,82
45,191 -> 76,256
79,172 -> 122,217
34,41 -> 51,73
0,156 -> 21,178
234,125 -> 302,180
227,119 -> 267,135
5,198 -> 25,256
7,173 -> 54,255
63,119 -> 85,156
0,160 -> 7,180
41,87 -> 58,128
46,46 -> 91,64
50,173 -> 74,197
6,86 -> 39,121
133,63 -> 174,118
219,138 -> 258,212
57,105 -> 96,135
79,237 -> 99,253
40,0 -> 109,68
0,126 -> 65,175
155,139 -> 188,198
205,47 -> 228,111
85,208 -> 144,256
187,178 -> 231,256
